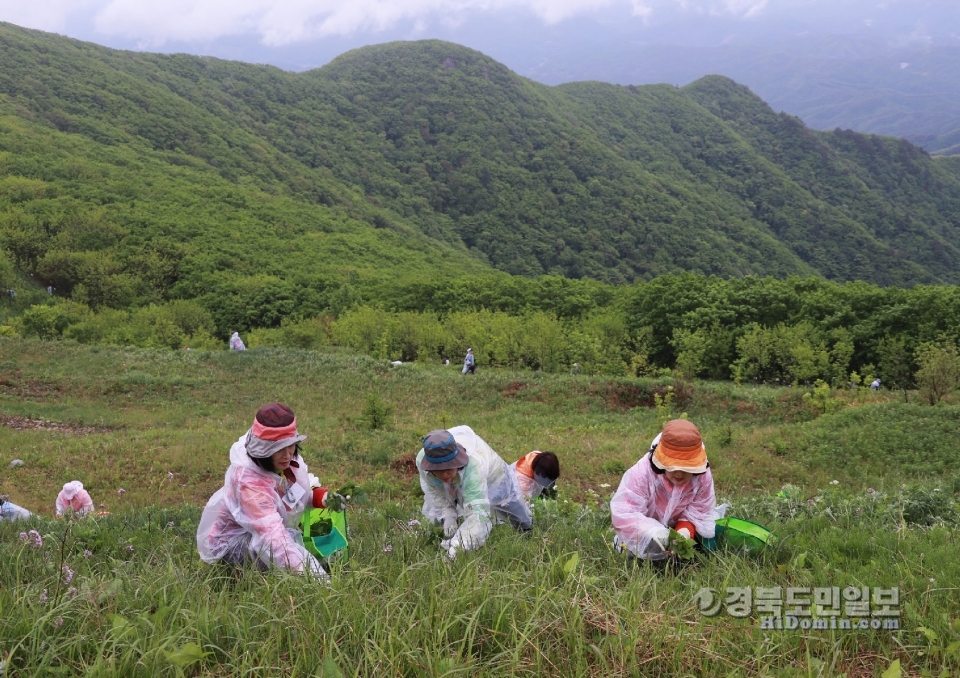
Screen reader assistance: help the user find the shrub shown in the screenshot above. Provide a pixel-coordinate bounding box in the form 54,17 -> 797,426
361,393 -> 394,430
915,342 -> 960,405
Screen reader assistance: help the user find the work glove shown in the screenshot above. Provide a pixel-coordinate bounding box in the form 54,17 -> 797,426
439,538 -> 458,560
307,473 -> 321,489
312,488 -> 345,511
675,520 -> 696,540
441,515 -> 458,538
651,526 -> 671,552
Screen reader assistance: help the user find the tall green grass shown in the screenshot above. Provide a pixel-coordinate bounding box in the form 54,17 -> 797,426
1,339 -> 959,675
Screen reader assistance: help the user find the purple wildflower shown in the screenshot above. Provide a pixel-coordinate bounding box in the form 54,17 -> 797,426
62,565 -> 74,585
28,530 -> 42,548
82,549 -> 92,559
166,522 -> 175,528
53,617 -> 63,628
67,587 -> 77,600
383,544 -> 393,553
18,532 -> 27,542
39,589 -> 48,604
867,488 -> 876,494
407,519 -> 421,527
125,545 -> 135,553
855,507 -> 862,516
167,472 -> 174,481
117,488 -> 126,495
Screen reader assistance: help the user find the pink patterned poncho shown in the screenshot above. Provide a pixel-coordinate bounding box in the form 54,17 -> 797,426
610,452 -> 716,559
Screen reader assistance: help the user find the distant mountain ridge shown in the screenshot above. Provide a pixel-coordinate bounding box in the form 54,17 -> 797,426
3,22 -> 960,301
513,36 -> 960,156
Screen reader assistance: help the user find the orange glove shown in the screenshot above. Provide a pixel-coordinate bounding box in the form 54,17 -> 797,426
675,520 -> 696,540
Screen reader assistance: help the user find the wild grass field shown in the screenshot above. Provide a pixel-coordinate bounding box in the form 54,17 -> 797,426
1,337 -> 958,677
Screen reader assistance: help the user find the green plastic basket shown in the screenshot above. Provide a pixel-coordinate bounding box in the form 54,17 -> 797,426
715,517 -> 775,553
301,507 -> 348,560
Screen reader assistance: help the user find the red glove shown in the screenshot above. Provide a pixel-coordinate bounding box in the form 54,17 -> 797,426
312,487 -> 329,509
675,520 -> 696,540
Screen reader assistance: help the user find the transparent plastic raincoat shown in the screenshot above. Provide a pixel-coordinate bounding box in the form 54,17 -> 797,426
55,481 -> 94,517
510,452 -> 545,502
197,434 -> 326,578
417,425 -> 531,555
610,443 -> 716,560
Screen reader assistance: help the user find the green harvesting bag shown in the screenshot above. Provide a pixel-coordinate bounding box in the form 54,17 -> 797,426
715,517 -> 775,553
301,507 -> 348,560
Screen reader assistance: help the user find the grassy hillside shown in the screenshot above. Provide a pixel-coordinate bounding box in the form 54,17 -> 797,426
4,24 -> 960,302
0,339 -> 958,675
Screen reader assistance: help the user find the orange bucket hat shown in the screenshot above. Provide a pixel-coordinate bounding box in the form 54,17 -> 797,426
652,419 -> 708,473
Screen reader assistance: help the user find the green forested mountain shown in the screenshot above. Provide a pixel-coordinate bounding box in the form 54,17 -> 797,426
4,22 -> 960,331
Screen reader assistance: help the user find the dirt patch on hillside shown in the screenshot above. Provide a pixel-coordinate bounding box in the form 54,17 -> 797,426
0,414 -> 109,435
501,382 -> 527,398
0,378 -> 63,399
392,454 -> 418,477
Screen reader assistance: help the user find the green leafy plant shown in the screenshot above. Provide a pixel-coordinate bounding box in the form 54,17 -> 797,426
667,529 -> 695,560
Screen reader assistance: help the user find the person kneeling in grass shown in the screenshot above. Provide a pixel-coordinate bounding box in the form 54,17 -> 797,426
418,426 -> 531,559
197,403 -> 338,580
510,450 -> 560,503
610,419 -> 716,561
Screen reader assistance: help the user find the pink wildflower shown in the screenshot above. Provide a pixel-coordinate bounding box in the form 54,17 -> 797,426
167,472 -> 174,481
28,530 -> 42,548
117,488 -> 126,495
62,565 -> 74,585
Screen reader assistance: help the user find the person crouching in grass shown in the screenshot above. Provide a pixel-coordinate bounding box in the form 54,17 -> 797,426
610,419 -> 716,561
417,426 -> 532,559
196,403 -> 338,580
510,450 -> 560,503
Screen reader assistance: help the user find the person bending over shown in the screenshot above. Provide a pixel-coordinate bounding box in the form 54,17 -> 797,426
610,419 -> 716,561
417,426 -> 531,559
197,403 -> 337,579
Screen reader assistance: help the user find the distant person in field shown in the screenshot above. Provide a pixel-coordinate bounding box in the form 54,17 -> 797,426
417,426 -> 531,559
229,332 -> 246,351
196,403 -> 338,579
462,348 -> 476,374
55,481 -> 94,517
0,495 -> 32,521
510,451 -> 560,503
871,378 -> 881,391
610,419 -> 716,561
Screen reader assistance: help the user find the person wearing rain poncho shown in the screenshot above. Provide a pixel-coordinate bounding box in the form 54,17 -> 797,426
229,332 -> 246,351
417,426 -> 531,558
197,403 -> 338,579
510,451 -> 560,503
56,481 -> 94,517
610,419 -> 716,560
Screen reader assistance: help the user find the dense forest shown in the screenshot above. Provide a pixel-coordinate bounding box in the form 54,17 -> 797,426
4,23 -> 960,384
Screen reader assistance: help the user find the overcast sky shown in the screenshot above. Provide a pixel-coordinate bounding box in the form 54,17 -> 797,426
1,0 -> 957,72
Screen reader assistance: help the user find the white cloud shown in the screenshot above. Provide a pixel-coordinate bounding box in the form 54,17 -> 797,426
1,0 -> 788,46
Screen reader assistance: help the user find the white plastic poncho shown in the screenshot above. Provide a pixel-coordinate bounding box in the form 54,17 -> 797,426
0,499 -> 32,521
509,451 -> 546,503
229,332 -> 246,351
610,448 -> 716,560
196,434 -> 326,577
417,425 -> 531,554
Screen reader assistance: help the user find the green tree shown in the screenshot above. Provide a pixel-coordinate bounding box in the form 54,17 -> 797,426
915,342 -> 960,405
